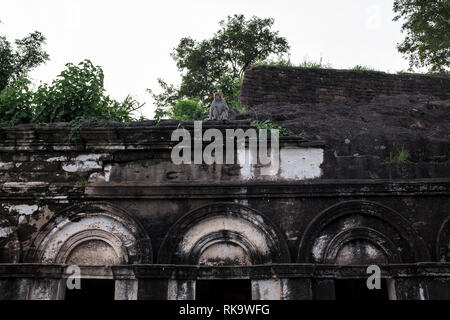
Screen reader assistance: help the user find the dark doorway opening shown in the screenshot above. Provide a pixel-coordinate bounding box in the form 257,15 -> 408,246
335,278 -> 389,300
196,280 -> 252,301
64,279 -> 115,301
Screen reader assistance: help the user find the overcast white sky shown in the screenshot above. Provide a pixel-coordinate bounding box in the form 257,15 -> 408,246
1,0 -> 409,117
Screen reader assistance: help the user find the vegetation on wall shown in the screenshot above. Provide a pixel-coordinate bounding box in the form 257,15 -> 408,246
149,14 -> 290,122
250,119 -> 293,137
350,65 -> 387,74
388,147 -> 411,164
170,99 -> 207,121
32,60 -> 142,124
0,25 -> 143,129
1,4 -> 448,127
0,77 -> 34,125
0,60 -> 143,128
256,57 -> 332,69
254,58 -> 449,78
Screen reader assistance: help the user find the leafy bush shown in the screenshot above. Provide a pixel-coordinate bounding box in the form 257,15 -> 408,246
0,59 -> 143,132
388,147 -> 410,164
425,70 -> 450,77
0,77 -> 34,125
250,119 -> 292,136
33,60 -> 141,124
256,57 -> 332,69
351,65 -> 387,74
297,57 -> 332,69
170,99 -> 207,121
255,58 -> 296,68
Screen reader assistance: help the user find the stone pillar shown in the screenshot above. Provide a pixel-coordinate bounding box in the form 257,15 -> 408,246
29,278 -> 62,300
280,278 -> 313,300
393,278 -> 427,300
313,279 -> 335,300
168,280 -> 196,300
423,278 -> 450,300
0,278 -> 33,300
386,278 -> 397,300
115,279 -> 138,300
251,279 -> 282,300
137,279 -> 170,300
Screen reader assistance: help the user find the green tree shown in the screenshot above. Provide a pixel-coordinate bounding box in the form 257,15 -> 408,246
0,26 -> 143,128
393,0 -> 450,72
149,14 -> 290,119
0,30 -> 49,91
0,59 -> 143,127
170,99 -> 207,121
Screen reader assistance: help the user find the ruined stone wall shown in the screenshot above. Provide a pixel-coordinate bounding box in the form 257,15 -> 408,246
237,66 -> 450,183
1,67 -> 449,300
0,122 -> 448,263
0,122 -> 449,300
240,66 -> 450,107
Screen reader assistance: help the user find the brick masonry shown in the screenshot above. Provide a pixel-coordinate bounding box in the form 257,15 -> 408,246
240,66 -> 450,107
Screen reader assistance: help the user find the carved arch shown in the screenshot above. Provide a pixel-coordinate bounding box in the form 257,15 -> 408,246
157,203 -> 290,265
26,202 -> 152,264
297,200 -> 430,263
322,227 -> 401,264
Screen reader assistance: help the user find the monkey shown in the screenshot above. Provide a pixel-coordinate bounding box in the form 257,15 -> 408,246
209,92 -> 229,120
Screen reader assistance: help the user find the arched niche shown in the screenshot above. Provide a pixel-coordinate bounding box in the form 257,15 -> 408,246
437,215 -> 450,262
297,200 -> 430,264
27,202 -> 152,264
157,203 -> 290,265
56,230 -> 125,265
323,227 -> 399,265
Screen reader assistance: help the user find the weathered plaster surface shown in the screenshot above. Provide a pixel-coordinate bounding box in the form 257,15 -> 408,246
40,215 -> 136,263
238,147 -> 324,181
0,227 -> 13,238
199,242 -> 251,266
7,204 -> 38,215
62,161 -> 102,173
65,239 -> 120,266
0,117 -> 448,300
0,162 -> 14,170
115,279 -> 138,300
279,148 -> 323,180
252,279 -> 281,300
45,156 -> 68,162
168,280 -> 196,300
180,216 -> 270,256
